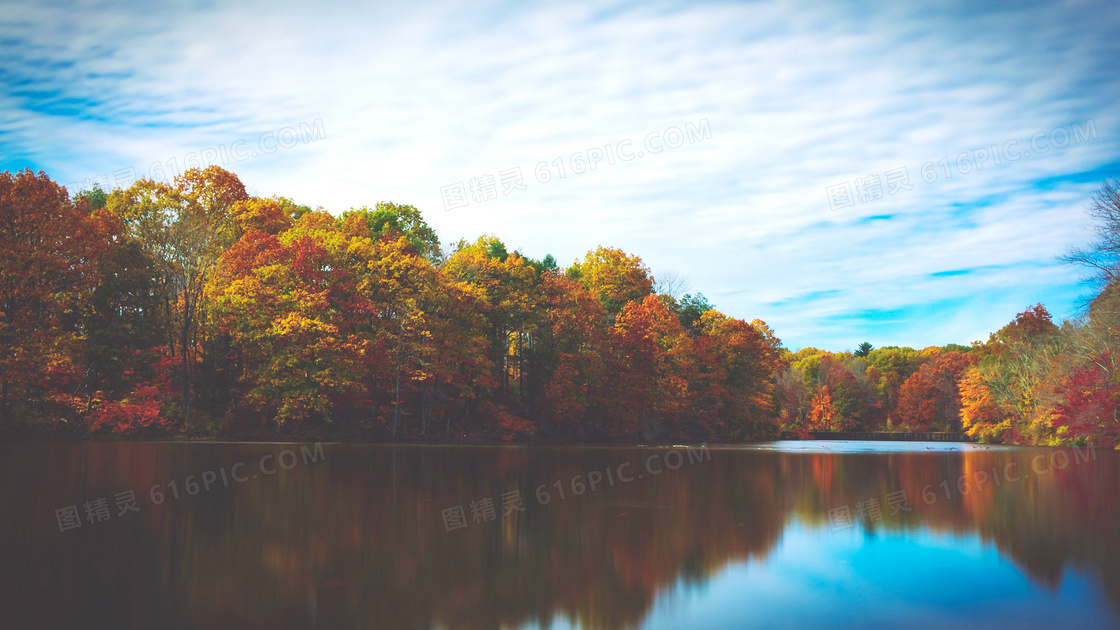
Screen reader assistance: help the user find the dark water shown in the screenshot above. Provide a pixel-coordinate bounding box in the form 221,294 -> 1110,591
1,441 -> 1117,629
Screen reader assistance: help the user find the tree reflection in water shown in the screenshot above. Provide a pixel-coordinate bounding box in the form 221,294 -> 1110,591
1,442 -> 1117,629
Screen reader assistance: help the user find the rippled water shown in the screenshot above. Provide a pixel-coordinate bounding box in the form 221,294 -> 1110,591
1,441 -> 1116,629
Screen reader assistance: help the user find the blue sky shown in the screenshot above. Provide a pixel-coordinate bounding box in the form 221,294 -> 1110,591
2,0 -> 1119,351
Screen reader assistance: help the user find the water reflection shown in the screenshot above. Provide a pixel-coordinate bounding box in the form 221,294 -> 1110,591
0,441 -> 1117,629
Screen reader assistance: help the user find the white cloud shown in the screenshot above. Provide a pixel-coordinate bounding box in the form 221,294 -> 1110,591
1,0 -> 1118,350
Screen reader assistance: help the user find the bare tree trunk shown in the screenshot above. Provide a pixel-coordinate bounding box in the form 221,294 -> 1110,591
392,357 -> 401,438
0,378 -> 9,427
393,318 -> 406,439
180,320 -> 192,421
421,385 -> 434,435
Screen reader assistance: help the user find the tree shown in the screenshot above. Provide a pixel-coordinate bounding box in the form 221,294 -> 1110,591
896,351 -> 973,431
675,293 -> 714,336
809,385 -> 836,430
534,274 -> 608,438
855,342 -> 873,357
364,234 -> 443,437
959,366 -> 1018,442
109,167 -> 249,420
230,197 -> 297,238
209,213 -> 371,428
0,170 -> 106,424
570,246 -> 653,318
443,237 -> 537,429
690,312 -> 783,438
865,346 -> 923,418
340,202 -> 442,263
1049,356 -> 1120,446
74,185 -> 108,210
992,303 -> 1059,348
653,270 -> 690,299
602,295 -> 691,439
79,210 -> 165,413
819,356 -> 868,430
529,253 -> 558,276
787,351 -> 876,431
411,271 -> 492,437
1061,178 -> 1120,288
959,305 -> 1064,443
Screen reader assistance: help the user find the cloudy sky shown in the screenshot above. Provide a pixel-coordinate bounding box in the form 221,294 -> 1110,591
2,0 -> 1118,351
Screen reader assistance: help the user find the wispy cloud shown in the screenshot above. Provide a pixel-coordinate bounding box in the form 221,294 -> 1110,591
2,0 -> 1118,350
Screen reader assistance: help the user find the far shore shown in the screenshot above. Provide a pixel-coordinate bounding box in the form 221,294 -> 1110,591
0,426 -> 991,446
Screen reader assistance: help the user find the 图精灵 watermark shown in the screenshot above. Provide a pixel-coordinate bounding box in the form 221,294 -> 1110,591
826,119 -> 1099,212
440,118 -> 713,212
53,442 -> 326,533
440,444 -> 712,532
825,446 -> 1098,532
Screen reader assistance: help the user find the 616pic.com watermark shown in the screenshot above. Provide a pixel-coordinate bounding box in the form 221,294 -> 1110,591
440,444 -> 712,532
826,118 -> 1099,212
66,118 -> 327,194
52,442 -> 326,534
439,119 -> 713,212
826,446 -> 1098,532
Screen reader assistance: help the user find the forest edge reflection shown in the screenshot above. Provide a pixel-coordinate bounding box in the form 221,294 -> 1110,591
441,444 -> 712,532
2,441 -> 1117,629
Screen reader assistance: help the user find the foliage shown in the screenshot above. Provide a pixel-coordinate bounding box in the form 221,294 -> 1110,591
569,246 -> 654,318
339,202 -> 442,263
6,170 -> 1120,447
0,170 -> 105,424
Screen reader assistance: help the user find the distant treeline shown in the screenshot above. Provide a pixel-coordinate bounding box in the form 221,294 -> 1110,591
779,180 -> 1120,448
1,168 -> 1117,446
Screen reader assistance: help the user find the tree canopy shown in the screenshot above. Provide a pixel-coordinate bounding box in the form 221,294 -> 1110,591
3,169 -> 1119,448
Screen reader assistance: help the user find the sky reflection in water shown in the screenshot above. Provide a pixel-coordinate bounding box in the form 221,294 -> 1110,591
1,441 -> 1116,629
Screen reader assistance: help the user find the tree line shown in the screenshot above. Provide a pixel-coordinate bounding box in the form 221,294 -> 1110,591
0,167 -> 782,441
1,167 -> 1116,446
777,180 -> 1120,447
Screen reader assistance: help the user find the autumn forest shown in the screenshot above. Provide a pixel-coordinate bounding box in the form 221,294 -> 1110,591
2,167 -> 1118,447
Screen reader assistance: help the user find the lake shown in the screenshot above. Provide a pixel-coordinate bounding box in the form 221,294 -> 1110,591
1,441 -> 1117,629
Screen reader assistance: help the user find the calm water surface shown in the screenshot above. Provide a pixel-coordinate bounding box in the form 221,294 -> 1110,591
1,441 -> 1117,629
